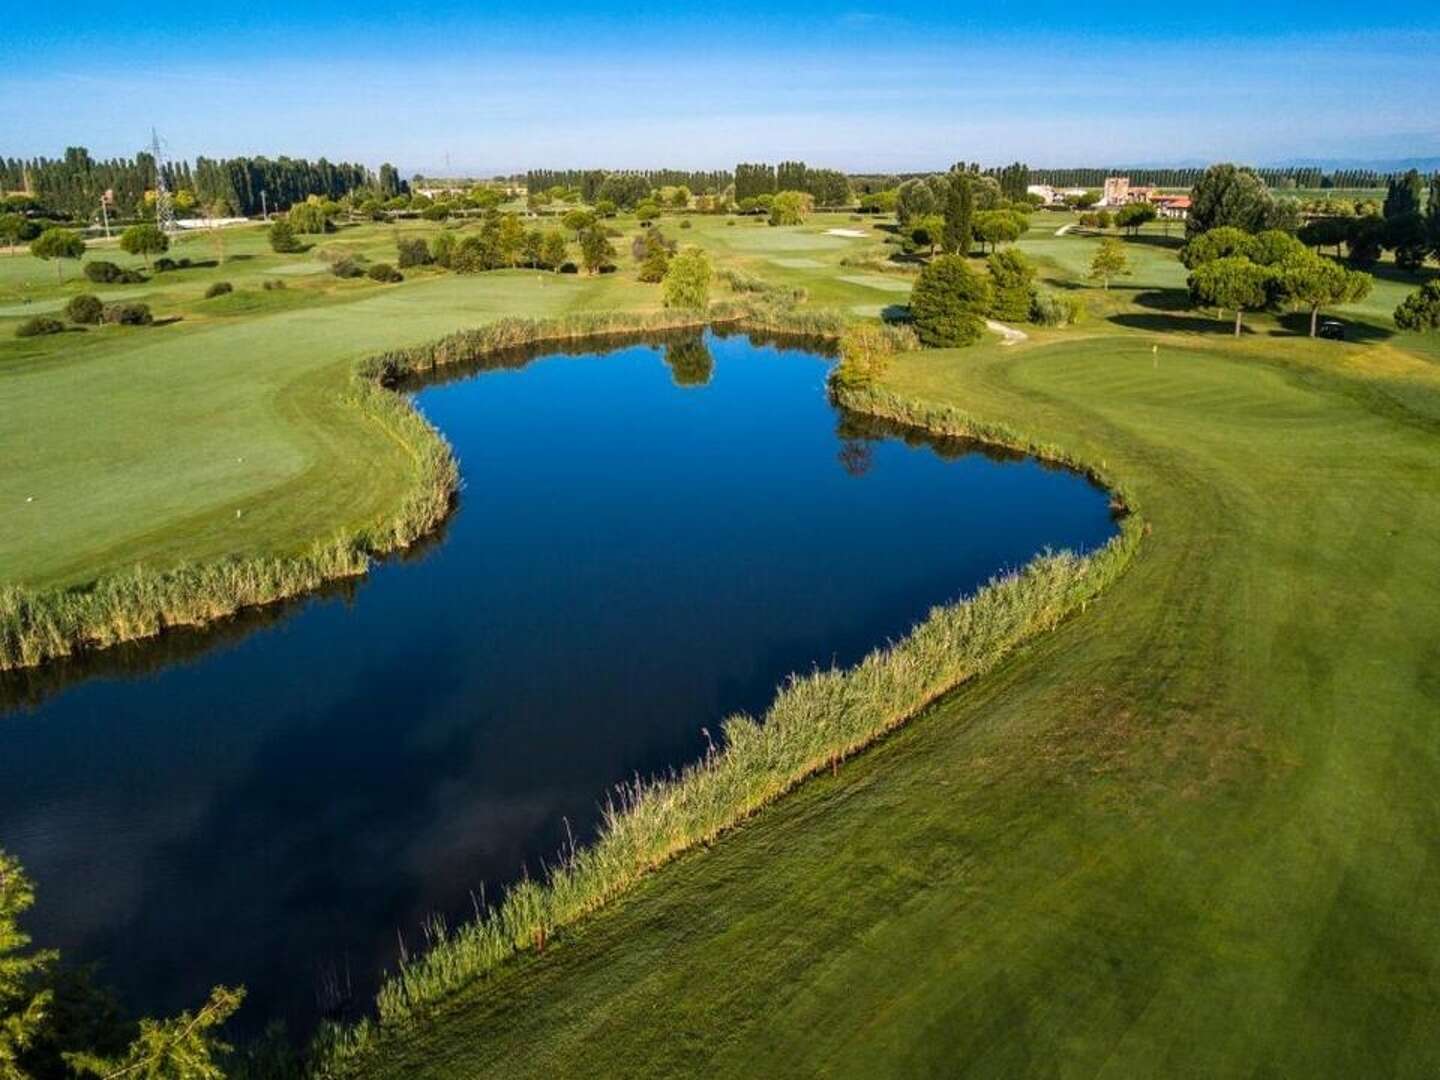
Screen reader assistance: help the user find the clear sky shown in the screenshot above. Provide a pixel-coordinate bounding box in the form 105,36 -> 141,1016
6,1 -> 1437,175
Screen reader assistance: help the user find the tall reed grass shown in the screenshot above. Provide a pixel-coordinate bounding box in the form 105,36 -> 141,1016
313,377 -> 1145,1076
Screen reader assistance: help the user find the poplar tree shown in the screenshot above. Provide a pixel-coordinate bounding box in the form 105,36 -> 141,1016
942,172 -> 973,255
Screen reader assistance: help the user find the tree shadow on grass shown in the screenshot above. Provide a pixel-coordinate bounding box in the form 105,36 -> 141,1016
1109,311 -> 1245,335
1270,311 -> 1394,342
1122,233 -> 1186,251
1131,289 -> 1191,312
880,304 -> 913,324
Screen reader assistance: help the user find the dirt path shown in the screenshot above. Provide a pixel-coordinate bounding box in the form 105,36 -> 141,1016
985,318 -> 1030,346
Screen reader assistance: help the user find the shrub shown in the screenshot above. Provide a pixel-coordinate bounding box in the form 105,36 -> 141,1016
909,255 -> 992,346
558,261 -> 578,274
102,302 -> 153,325
204,281 -> 233,299
262,279 -> 287,291
395,237 -> 432,268
832,323 -> 902,390
1029,289 -> 1084,327
367,263 -> 403,283
330,257 -> 367,279
679,219 -> 692,229
64,294 -> 104,324
268,220 -> 302,253
84,260 -> 118,283
15,315 -> 65,338
154,257 -> 178,272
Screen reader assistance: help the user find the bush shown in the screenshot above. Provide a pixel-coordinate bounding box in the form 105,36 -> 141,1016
395,237 -> 432,268
330,257 -> 367,279
262,279 -> 287,291
558,261 -> 578,274
367,263 -> 403,283
15,315 -> 65,338
64,294 -> 104,324
909,255 -> 992,346
154,257 -> 177,272
83,260 -> 144,285
679,219 -> 692,229
204,281 -> 233,299
1028,290 -> 1084,327
102,302 -> 154,326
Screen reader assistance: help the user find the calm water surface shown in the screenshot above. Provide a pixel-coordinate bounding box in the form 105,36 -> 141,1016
0,330 -> 1117,1035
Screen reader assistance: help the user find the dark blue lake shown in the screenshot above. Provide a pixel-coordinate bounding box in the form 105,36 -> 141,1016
0,330 -> 1117,1037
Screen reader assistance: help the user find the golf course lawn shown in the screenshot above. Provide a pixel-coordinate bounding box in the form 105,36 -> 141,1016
335,327 -> 1440,1079
5,207 -> 1440,1074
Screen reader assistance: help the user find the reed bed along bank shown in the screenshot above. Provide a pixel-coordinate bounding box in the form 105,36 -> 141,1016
316,381 -> 1145,1076
4,307 -> 805,672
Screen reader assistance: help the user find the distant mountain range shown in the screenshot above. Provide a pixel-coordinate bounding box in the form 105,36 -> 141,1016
1267,157 -> 1440,173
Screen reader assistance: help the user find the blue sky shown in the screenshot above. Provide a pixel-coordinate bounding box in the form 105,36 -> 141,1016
5,2 -> 1437,174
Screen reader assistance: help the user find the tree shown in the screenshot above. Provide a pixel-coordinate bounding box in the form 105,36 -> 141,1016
1382,169 -> 1425,219
1427,173 -> 1440,261
1087,237 -> 1131,289
911,215 -> 945,256
987,248 -> 1037,322
594,199 -> 617,218
540,230 -> 568,271
1188,256 -> 1272,335
1248,229 -> 1308,267
1186,163 -> 1274,238
1115,201 -> 1157,236
268,220 -> 302,253
1394,279 -> 1440,331
942,172 -> 974,255
1298,216 -> 1349,258
287,202 -> 330,235
1180,226 -> 1255,268
0,213 -> 38,254
769,190 -> 813,226
661,247 -> 712,309
1346,215 -> 1386,269
579,225 -> 615,274
65,986 -> 245,1080
973,210 -> 1024,253
561,208 -> 595,239
1275,253 -> 1372,336
909,255 -> 992,346
1,849 -> 56,1076
498,214 -> 526,268
1384,212 -> 1429,272
29,227 -> 85,282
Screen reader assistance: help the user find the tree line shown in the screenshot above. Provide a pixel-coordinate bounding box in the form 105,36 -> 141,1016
730,162 -> 852,206
524,169 -> 733,205
0,146 -> 393,220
